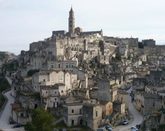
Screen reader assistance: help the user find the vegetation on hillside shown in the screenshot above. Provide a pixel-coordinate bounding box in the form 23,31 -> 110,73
0,76 -> 10,108
0,51 -> 16,61
1,60 -> 19,74
25,108 -> 55,131
27,69 -> 39,77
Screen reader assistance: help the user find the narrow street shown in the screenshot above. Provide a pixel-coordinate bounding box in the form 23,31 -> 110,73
0,77 -> 24,131
113,92 -> 143,131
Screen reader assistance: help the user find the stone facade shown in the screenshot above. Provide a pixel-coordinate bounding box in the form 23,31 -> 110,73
41,84 -> 66,108
113,101 -> 126,114
100,101 -> 113,117
83,103 -> 102,130
63,96 -> 83,127
32,70 -> 78,92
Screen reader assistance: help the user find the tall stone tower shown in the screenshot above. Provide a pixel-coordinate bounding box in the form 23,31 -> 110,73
68,7 -> 75,35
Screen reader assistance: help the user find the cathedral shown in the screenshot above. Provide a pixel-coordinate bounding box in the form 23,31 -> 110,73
52,7 -> 103,38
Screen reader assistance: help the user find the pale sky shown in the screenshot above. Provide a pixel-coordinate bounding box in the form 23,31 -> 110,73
0,0 -> 165,54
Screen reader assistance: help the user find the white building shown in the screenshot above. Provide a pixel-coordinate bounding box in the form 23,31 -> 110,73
32,70 -> 78,92
63,96 -> 83,126
41,84 -> 66,108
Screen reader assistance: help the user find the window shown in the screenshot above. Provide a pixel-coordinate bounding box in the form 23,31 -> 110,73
47,74 -> 50,81
59,74 -> 63,81
104,56 -> 106,60
20,113 -> 24,117
96,111 -> 98,117
72,109 -> 74,113
71,120 -> 74,126
61,90 -> 63,93
80,109 -> 82,114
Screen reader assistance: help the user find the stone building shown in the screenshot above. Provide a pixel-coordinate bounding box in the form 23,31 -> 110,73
134,83 -> 165,115
83,103 -> 102,130
63,96 -> 83,126
32,70 -> 78,92
143,93 -> 163,115
47,59 -> 78,71
113,101 -> 126,114
97,80 -> 118,102
11,102 -> 31,125
41,84 -> 66,108
142,39 -> 156,47
100,101 -> 113,118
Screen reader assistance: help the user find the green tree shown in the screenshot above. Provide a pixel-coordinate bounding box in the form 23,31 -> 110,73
27,69 -> 39,77
158,124 -> 165,131
0,77 -> 10,107
2,60 -> 19,73
25,108 -> 54,131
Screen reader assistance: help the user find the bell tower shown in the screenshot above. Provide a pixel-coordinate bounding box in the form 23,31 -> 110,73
68,7 -> 75,35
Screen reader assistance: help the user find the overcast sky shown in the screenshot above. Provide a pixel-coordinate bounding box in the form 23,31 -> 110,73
0,0 -> 165,54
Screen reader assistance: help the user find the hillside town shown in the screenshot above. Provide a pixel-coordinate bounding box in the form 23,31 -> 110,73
1,8 -> 165,131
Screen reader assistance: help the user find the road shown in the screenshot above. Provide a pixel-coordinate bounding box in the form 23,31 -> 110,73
113,89 -> 143,131
0,77 -> 24,131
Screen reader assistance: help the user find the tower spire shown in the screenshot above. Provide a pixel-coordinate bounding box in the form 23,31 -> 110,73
68,6 -> 75,35
70,5 -> 73,12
